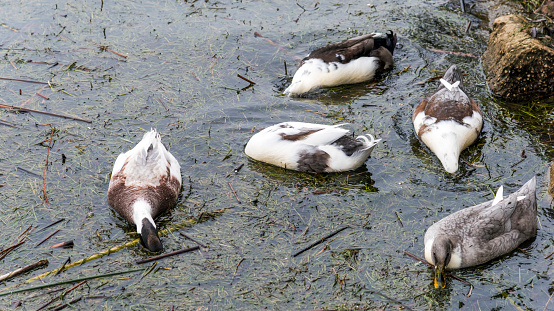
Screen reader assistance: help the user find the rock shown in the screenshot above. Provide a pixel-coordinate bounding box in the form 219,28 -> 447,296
482,14 -> 554,100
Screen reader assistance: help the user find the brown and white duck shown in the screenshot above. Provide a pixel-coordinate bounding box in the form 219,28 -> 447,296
244,122 -> 381,173
108,129 -> 181,252
283,31 -> 397,96
424,176 -> 537,288
412,65 -> 483,173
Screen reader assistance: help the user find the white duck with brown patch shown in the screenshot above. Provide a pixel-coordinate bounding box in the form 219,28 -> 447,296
108,129 -> 181,252
412,65 -> 483,173
424,176 -> 537,288
245,122 -> 381,173
284,31 -> 397,96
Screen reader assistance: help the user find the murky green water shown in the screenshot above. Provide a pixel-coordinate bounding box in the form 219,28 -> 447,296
1,0 -> 553,310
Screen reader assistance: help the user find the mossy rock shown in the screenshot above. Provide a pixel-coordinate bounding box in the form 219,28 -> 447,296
482,14 -> 554,100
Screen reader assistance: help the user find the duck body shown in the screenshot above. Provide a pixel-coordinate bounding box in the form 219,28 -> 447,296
412,65 -> 483,173
424,176 -> 537,287
244,122 -> 381,173
108,129 -> 182,252
284,32 -> 397,96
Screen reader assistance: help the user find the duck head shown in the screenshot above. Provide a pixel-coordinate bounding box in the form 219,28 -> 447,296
431,235 -> 453,289
140,218 -> 163,252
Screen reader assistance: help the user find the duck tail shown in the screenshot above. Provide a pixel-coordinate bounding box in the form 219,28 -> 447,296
356,134 -> 382,151
140,218 -> 163,252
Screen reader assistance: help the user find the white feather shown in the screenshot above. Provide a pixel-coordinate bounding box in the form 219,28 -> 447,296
284,57 -> 381,96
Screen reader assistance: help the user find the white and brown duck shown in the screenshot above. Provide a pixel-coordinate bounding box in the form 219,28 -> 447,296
245,122 -> 381,173
424,176 -> 537,288
108,129 -> 181,252
412,65 -> 483,173
284,31 -> 397,96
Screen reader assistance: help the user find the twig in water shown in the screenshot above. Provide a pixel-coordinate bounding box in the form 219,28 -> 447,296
43,128 -> 54,205
545,250 -> 554,259
429,48 -> 477,58
16,167 -> 41,178
36,92 -> 50,100
284,60 -> 287,76
237,74 -> 256,85
157,97 -> 169,111
460,0 -> 465,12
228,182 -> 241,204
0,241 -> 25,260
234,163 -> 244,173
136,246 -> 200,264
234,258 -> 245,274
55,257 -> 71,276
403,251 -> 473,296
105,47 -> 128,58
26,207 -> 232,282
545,289 -> 554,311
62,280 -> 86,296
179,232 -> 207,248
465,21 -> 471,33
0,77 -> 48,84
293,226 -> 349,257
35,229 -> 60,247
0,268 -> 144,296
0,104 -> 92,123
49,296 -> 82,311
36,218 -> 65,233
17,225 -> 34,241
51,241 -> 74,249
141,263 -> 157,279
0,259 -> 48,282
395,211 -> 403,227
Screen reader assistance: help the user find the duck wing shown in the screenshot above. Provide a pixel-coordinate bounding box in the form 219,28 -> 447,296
276,122 -> 349,146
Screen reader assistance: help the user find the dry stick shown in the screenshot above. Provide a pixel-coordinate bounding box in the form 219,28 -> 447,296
234,258 -> 245,274
0,259 -> 48,282
403,251 -> 473,297
0,77 -> 48,84
293,226 -> 349,257
228,182 -> 241,204
0,241 -> 25,260
105,48 -> 128,59
0,120 -> 18,128
0,104 -> 92,123
17,225 -> 34,241
429,48 -> 477,58
36,92 -> 50,100
35,229 -> 60,247
43,128 -> 54,205
16,167 -> 41,177
1,268 -> 144,296
26,207 -> 231,282
135,246 -> 200,264
51,241 -> 74,249
394,211 -> 403,227
545,289 -> 554,311
37,218 -> 65,233
63,280 -> 86,296
545,250 -> 554,259
237,74 -> 256,85
179,232 -> 207,248
465,21 -> 471,33
51,296 -> 82,311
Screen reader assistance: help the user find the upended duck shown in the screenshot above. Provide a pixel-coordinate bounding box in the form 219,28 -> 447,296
108,129 -> 182,252
245,122 -> 381,173
424,176 -> 537,288
412,64 -> 483,173
283,31 -> 397,96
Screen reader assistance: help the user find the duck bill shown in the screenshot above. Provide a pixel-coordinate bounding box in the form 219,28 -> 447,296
434,265 -> 446,289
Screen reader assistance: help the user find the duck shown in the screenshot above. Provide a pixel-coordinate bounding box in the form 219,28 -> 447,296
412,64 -> 483,173
283,31 -> 397,96
108,129 -> 182,252
424,176 -> 537,288
244,122 -> 381,173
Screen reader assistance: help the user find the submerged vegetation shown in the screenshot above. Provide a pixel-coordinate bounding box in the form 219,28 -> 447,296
0,0 -> 553,310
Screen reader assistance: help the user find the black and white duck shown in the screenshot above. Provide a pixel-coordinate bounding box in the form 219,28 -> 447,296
108,129 -> 182,252
283,31 -> 397,96
244,122 -> 381,173
412,64 -> 483,173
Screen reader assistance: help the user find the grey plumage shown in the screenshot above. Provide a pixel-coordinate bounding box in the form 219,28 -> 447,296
424,176 -> 537,287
